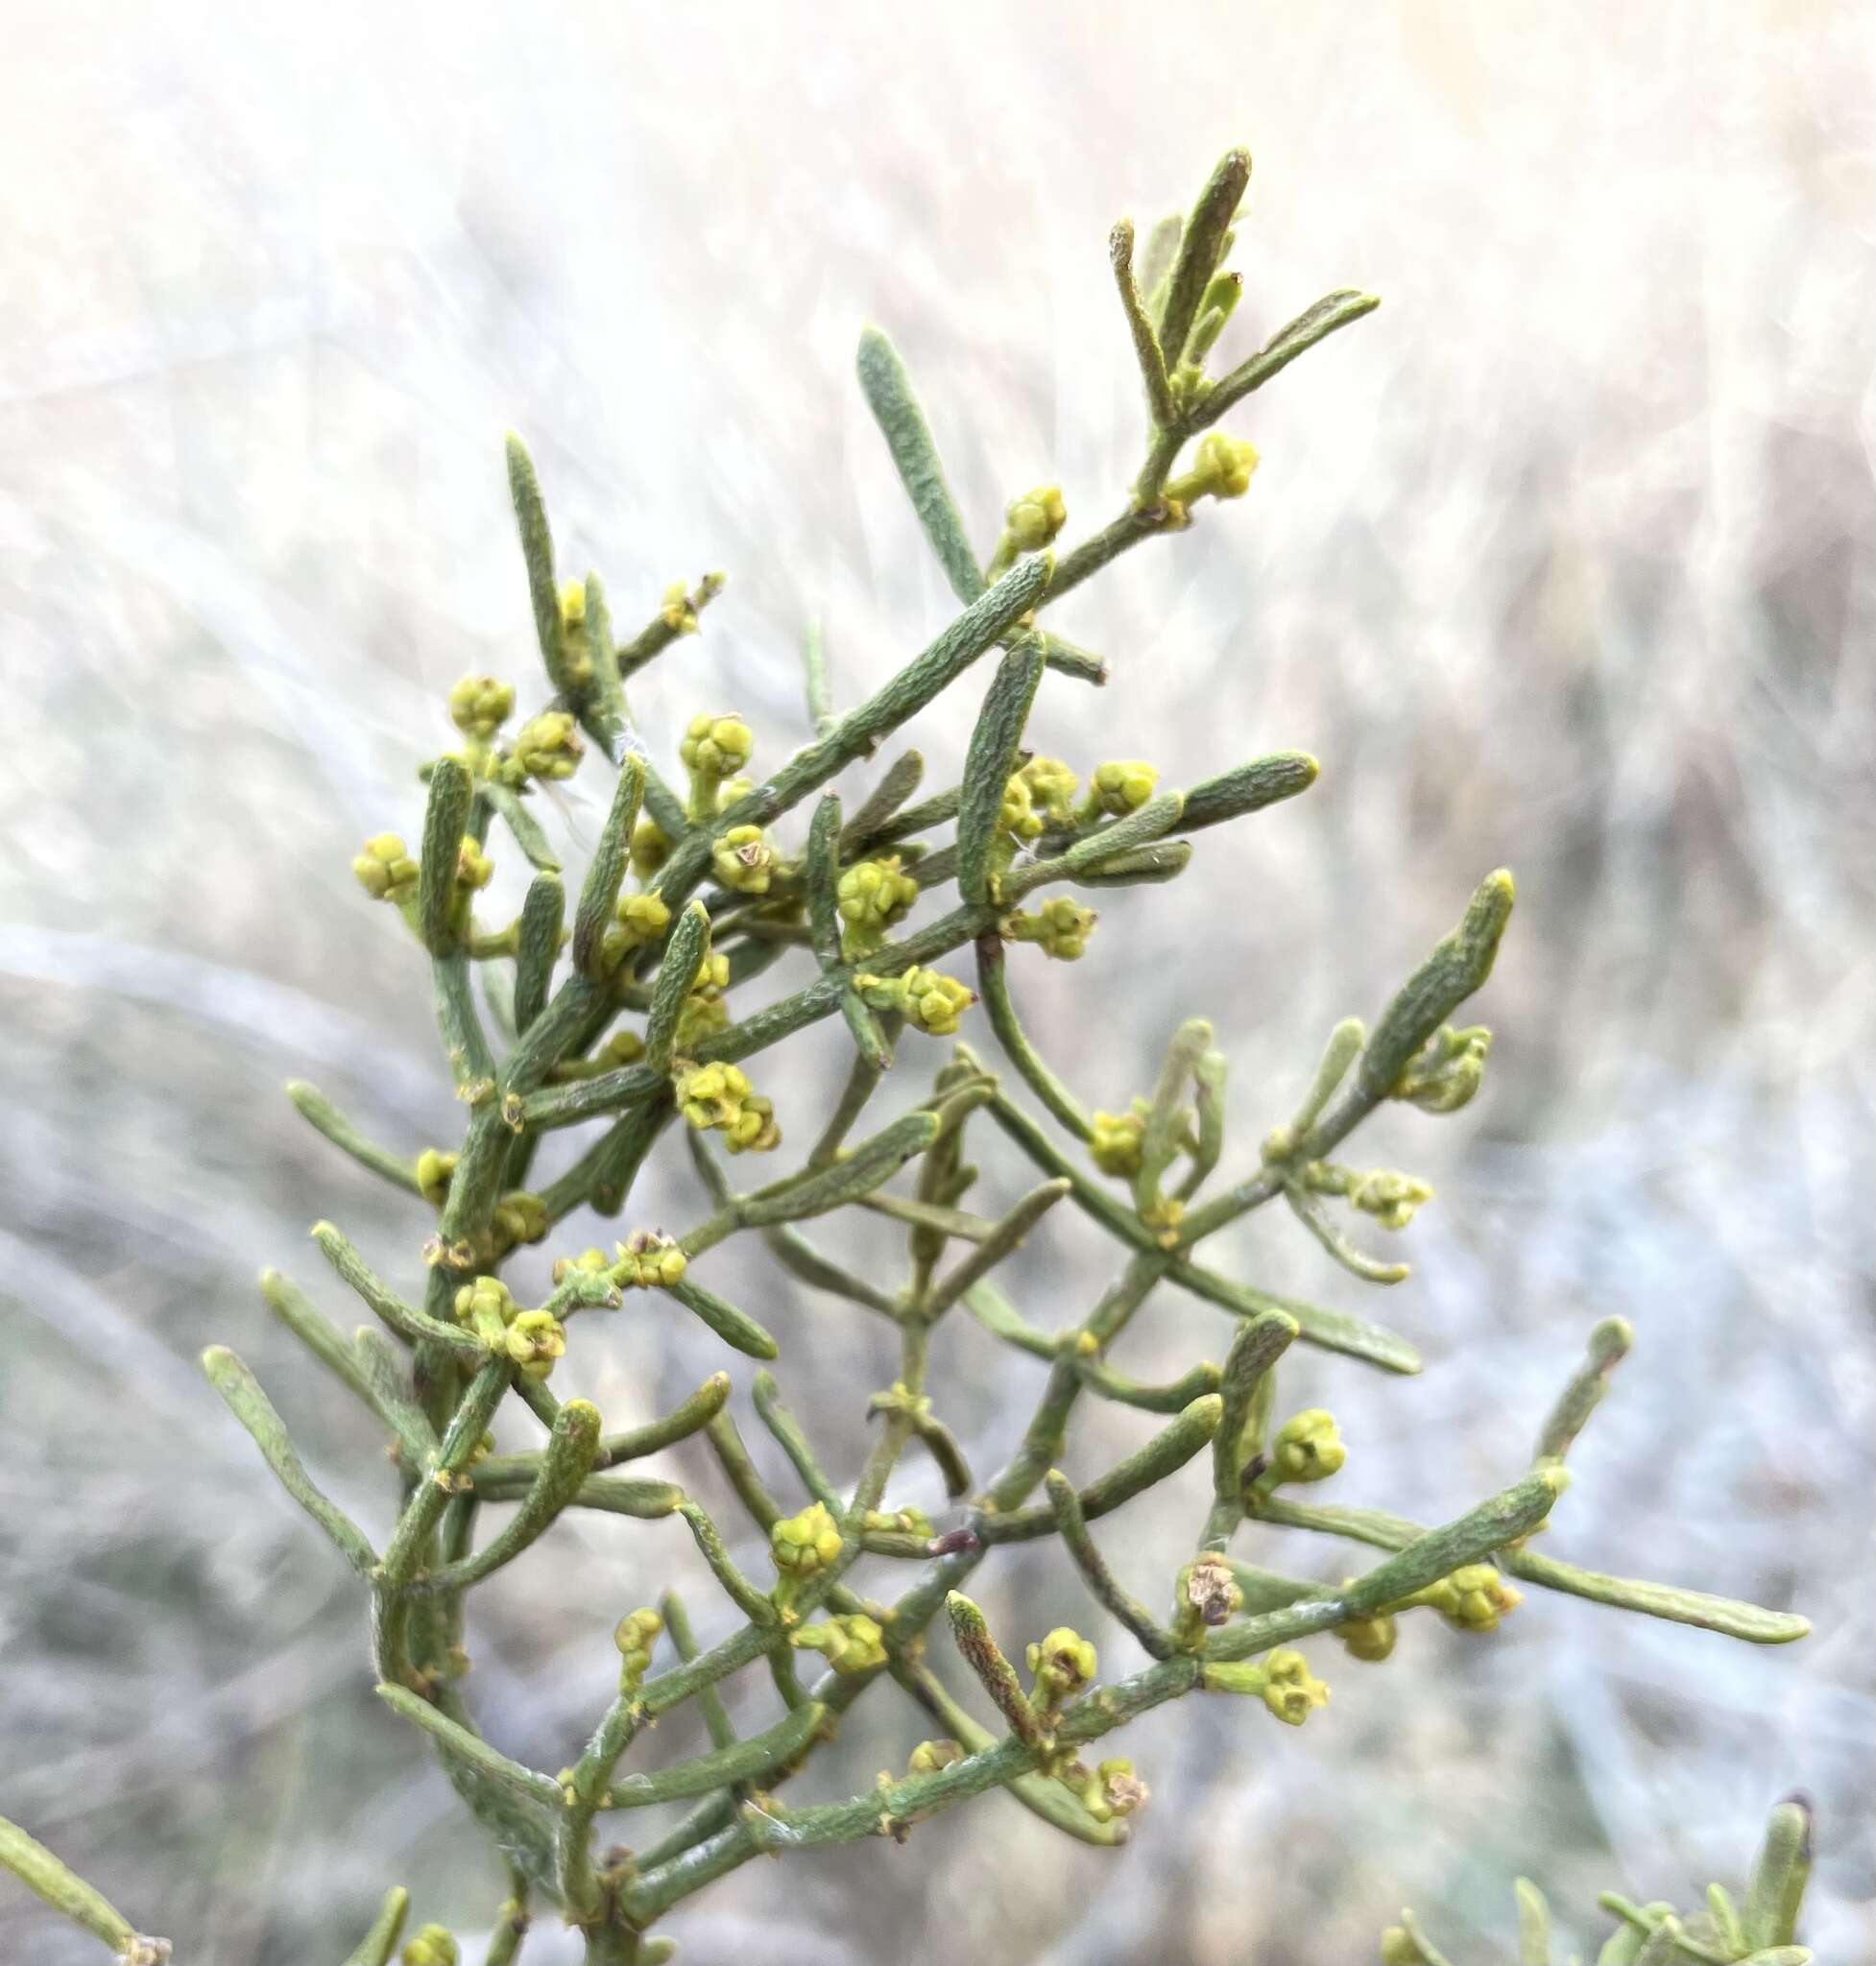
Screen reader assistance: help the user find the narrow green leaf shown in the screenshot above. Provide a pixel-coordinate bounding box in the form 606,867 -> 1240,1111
419,755 -> 474,955
1178,752 -> 1319,831
1515,1878 -> 1552,1966
579,568 -> 631,753
665,1274 -> 780,1359
1349,1472 -> 1565,1610
505,433 -> 568,691
1195,290 -> 1381,430
376,1684 -> 565,1811
514,871 -> 565,1034
485,780 -> 561,872
285,1082 -> 421,1193
309,1220 -> 485,1360
1159,147 -> 1251,366
1744,1798 -> 1814,1949
338,1885 -> 411,1966
1139,213 -> 1183,312
981,1395 -> 1223,1544
804,793 -> 843,966
957,641 -> 1046,907
945,1592 -> 1046,1746
1534,1316 -> 1632,1465
677,1499 -> 779,1623
974,935 -> 1094,1139
839,749 -> 925,852
926,1180 -> 1070,1320
1071,840 -> 1192,887
736,1112 -> 939,1228
574,756 -> 645,975
1207,1310 -> 1296,1541
607,1703 -> 828,1808
1002,790 -> 1186,899
753,1371 -> 844,1512
855,327 -> 985,605
258,1265 -> 383,1412
960,1280 -> 1056,1360
1359,870 -> 1515,1100
1109,218 -> 1176,426
801,622 -> 835,735
414,1399 -> 603,1593
646,899 -> 711,1070
0,1811 -> 150,1957
1046,1469 -> 1173,1657
201,1346 -> 379,1574
763,1224 -> 903,1319
1171,1256 -> 1423,1377
1137,1017 -> 1212,1212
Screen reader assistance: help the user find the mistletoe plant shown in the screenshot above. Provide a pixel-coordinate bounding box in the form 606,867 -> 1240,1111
5,148 -> 1813,1966
1383,1797 -> 1816,1966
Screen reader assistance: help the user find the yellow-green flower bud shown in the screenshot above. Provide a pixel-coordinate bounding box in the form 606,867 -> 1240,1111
508,709 -> 584,784
855,968 -> 974,1038
674,1061 -> 780,1153
793,1612 -> 887,1675
675,1061 -> 744,1128
1394,1024 -> 1492,1115
593,1027 -> 645,1069
352,833 -> 421,904
723,1093 -> 780,1154
1025,1626 -> 1097,1708
689,947 -> 731,997
1089,759 -> 1160,816
1336,1611 -> 1398,1664
552,1247 -> 613,1286
1349,1168 -> 1434,1232
863,1504 -> 935,1538
453,836 -> 494,894
908,1738 -> 963,1776
771,1500 -> 843,1577
1427,1565 -> 1522,1634
1259,1647 -> 1330,1726
557,581 -> 593,688
902,968 -> 974,1037
630,816 -> 672,877
1006,896 -> 1097,961
616,892 -> 673,947
680,712 -> 755,779
613,1606 -> 662,1688
1018,755 -> 1080,827
1166,431 -> 1260,507
503,1307 -> 565,1379
1005,484 -> 1067,553
491,1190 -> 549,1255
711,824 -> 775,895
400,1926 -> 459,1966
998,772 -> 1046,842
1090,1106 -> 1146,1178
1272,1408 -> 1345,1484
415,1147 -> 458,1208
1380,1925 -> 1422,1964
448,674 -> 516,743
836,857 -> 920,956
613,1229 -> 687,1289
453,1276 -> 515,1344
674,992 -> 731,1051
659,579 -> 701,634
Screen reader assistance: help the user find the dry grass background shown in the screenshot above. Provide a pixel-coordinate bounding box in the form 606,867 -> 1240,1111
2,2 -> 1873,1960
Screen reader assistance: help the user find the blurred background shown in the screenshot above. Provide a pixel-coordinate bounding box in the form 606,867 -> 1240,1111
3,2 -> 1872,1960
